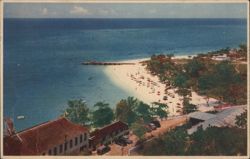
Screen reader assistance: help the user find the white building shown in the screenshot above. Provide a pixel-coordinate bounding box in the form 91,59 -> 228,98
212,54 -> 230,61
4,117 -> 89,155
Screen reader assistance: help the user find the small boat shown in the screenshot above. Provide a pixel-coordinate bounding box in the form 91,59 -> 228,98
17,115 -> 25,120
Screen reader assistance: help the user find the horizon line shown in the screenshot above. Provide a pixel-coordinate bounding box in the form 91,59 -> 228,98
4,17 -> 247,19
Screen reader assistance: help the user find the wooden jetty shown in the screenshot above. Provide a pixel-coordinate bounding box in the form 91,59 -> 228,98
82,61 -> 135,65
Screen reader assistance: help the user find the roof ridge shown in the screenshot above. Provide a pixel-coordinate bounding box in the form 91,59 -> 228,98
98,120 -> 126,130
17,117 -> 66,135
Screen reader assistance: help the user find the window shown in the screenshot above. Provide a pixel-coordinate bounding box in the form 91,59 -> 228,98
48,149 -> 52,155
84,133 -> 87,141
70,139 -> 73,148
75,137 -> 78,146
64,142 -> 68,151
53,147 -> 57,155
80,134 -> 83,143
59,144 -> 63,153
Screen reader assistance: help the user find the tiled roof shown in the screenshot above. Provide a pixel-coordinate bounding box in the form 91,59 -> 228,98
90,121 -> 128,144
4,117 -> 89,155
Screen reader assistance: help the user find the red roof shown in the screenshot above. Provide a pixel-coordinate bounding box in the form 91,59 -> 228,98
90,121 -> 128,145
214,104 -> 231,110
4,117 -> 89,155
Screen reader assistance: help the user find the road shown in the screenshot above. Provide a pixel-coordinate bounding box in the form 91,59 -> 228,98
105,115 -> 188,156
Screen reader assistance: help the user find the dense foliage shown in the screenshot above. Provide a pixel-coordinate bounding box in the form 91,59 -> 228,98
63,99 -> 90,125
146,44 -> 247,105
141,124 -> 247,156
235,109 -> 247,129
115,97 -> 168,126
91,102 -> 114,127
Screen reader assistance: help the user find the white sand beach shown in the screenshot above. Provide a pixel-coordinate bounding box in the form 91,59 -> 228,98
104,56 -> 218,116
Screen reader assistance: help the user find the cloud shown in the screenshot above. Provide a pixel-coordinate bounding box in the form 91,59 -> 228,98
70,6 -> 90,15
41,8 -> 48,15
99,9 -> 116,15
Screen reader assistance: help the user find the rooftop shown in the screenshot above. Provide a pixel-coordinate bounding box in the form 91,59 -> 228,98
188,111 -> 216,121
4,117 -> 89,155
188,105 -> 246,134
90,121 -> 128,144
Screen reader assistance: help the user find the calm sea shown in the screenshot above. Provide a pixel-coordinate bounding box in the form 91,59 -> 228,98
4,18 -> 247,131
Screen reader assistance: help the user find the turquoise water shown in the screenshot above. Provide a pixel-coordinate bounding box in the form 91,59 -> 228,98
4,18 -> 247,131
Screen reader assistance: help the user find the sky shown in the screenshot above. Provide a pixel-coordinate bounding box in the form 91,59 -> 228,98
4,3 -> 248,19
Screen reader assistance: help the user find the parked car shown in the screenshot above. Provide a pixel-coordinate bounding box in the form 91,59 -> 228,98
97,145 -> 110,155
121,136 -> 133,144
148,123 -> 157,130
150,120 -> 161,128
115,138 -> 127,146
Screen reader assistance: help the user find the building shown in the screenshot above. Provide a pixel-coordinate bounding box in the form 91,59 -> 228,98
187,105 -> 246,134
212,54 -> 230,61
89,121 -> 129,150
214,103 -> 232,111
4,117 -> 89,156
188,111 -> 216,126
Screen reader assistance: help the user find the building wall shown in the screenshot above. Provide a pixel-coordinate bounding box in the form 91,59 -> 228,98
42,132 -> 89,156
91,128 -> 129,150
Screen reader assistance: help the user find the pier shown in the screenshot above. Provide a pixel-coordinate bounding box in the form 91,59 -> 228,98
82,61 -> 135,65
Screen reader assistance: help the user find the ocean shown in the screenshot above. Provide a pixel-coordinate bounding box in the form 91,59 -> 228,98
4,18 -> 247,131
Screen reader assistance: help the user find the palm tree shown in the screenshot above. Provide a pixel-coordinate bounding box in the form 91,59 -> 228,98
63,99 -> 90,125
92,101 -> 114,127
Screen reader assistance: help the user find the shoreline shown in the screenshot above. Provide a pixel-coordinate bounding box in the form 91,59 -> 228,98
103,54 -> 217,116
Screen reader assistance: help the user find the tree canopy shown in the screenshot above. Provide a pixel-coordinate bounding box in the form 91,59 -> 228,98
141,124 -> 247,156
91,102 -> 114,127
115,97 -> 138,126
63,99 -> 90,125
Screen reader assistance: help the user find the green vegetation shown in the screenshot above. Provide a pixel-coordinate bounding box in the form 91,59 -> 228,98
63,96 -> 168,131
235,109 -> 247,129
115,97 -> 169,126
63,99 -> 90,125
131,121 -> 148,140
146,44 -> 247,105
91,102 -> 114,127
151,102 -> 168,120
141,124 -> 247,156
135,101 -> 153,124
182,97 -> 197,114
115,97 -> 138,126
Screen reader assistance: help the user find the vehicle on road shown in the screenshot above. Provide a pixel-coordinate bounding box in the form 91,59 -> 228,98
150,120 -> 161,128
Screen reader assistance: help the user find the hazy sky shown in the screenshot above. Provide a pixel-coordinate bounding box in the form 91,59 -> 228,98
4,3 -> 247,18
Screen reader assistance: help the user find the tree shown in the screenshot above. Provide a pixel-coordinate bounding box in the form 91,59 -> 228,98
235,110 -> 247,129
115,97 -> 138,126
161,126 -> 188,155
131,121 -> 147,140
185,59 -> 205,78
176,88 -> 191,97
135,102 -> 153,124
151,102 -> 168,120
182,97 -> 197,114
92,102 -> 114,127
141,124 -> 247,156
63,99 -> 90,125
173,73 -> 189,88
